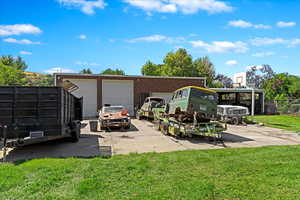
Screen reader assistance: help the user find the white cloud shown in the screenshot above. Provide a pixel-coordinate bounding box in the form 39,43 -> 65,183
78,34 -> 87,39
225,60 -> 238,66
57,0 -> 106,15
3,38 -> 41,45
123,0 -> 233,14
252,51 -> 275,57
228,20 -> 271,29
277,21 -> 296,28
250,37 -> 300,47
44,67 -> 74,74
250,37 -> 286,46
75,61 -> 100,66
289,38 -> 300,46
19,51 -> 32,55
0,24 -> 42,36
190,40 -> 248,53
126,34 -> 185,43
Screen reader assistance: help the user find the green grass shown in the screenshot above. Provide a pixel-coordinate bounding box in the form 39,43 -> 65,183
2,146 -> 300,200
247,115 -> 300,133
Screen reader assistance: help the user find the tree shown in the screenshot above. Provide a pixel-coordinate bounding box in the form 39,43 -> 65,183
0,55 -> 28,71
0,62 -> 26,85
140,49 -> 216,87
101,68 -> 125,75
264,73 -> 300,100
141,61 -> 162,76
80,68 -> 92,74
247,64 -> 274,89
193,56 -> 215,87
162,48 -> 193,76
213,74 -> 233,88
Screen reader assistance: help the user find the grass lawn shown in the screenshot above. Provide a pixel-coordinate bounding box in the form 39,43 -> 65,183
1,146 -> 300,200
247,115 -> 300,133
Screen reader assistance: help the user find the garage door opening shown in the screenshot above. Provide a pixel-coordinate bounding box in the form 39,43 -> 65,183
151,92 -> 173,103
102,80 -> 134,115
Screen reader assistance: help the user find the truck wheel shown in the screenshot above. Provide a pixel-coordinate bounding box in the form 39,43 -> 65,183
125,124 -> 131,129
71,130 -> 79,142
157,120 -> 161,131
71,121 -> 81,143
136,112 -> 141,120
232,117 -> 239,125
162,124 -> 169,135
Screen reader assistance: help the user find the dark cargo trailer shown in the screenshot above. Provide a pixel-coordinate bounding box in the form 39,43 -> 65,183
0,86 -> 82,148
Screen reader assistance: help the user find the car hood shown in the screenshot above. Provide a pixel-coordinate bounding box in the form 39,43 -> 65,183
100,112 -> 128,119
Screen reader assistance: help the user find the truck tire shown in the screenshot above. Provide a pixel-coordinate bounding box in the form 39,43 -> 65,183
231,117 -> 239,125
136,112 -> 141,120
157,120 -> 161,131
161,124 -> 169,135
71,121 -> 81,143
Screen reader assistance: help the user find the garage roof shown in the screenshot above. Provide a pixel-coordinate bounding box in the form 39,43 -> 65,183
54,73 -> 206,80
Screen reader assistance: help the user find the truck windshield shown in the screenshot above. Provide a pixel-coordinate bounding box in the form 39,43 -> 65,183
150,98 -> 164,103
104,107 -> 124,113
190,88 -> 217,102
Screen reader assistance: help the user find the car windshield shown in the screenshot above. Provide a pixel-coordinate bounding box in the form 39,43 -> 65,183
150,98 -> 164,103
103,106 -> 124,113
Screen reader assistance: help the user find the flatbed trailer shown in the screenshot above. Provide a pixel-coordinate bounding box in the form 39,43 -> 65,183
154,108 -> 227,142
0,86 -> 82,161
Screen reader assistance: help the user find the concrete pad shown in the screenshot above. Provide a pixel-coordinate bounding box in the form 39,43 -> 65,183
1,119 -> 300,161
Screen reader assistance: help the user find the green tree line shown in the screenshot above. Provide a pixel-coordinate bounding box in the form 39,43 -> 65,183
141,48 -> 230,88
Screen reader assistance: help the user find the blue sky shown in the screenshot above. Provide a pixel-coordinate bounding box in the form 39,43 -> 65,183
0,0 -> 299,77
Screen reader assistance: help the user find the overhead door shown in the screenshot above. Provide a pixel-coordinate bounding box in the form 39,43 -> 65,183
102,80 -> 134,115
67,79 -> 97,118
151,92 -> 173,103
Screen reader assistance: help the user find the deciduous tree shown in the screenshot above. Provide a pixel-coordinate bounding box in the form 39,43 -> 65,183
101,68 -> 125,75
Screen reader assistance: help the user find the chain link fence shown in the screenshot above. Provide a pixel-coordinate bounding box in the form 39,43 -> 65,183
265,99 -> 300,115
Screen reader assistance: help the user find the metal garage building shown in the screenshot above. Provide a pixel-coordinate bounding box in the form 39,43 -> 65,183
213,88 -> 264,115
55,74 -> 206,118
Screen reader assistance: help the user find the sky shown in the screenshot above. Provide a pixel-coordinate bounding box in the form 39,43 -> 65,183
0,0 -> 300,78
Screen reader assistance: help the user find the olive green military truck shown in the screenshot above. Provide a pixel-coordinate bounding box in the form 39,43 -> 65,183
153,86 -> 226,140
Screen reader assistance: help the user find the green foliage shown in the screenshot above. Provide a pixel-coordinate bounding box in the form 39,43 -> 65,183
101,68 -> 125,75
0,55 -> 54,86
264,73 -> 300,100
2,146 -> 300,199
192,56 -> 215,87
162,48 -> 193,76
0,55 -> 28,71
141,48 -> 216,87
141,61 -> 162,76
0,62 -> 26,86
80,68 -> 93,74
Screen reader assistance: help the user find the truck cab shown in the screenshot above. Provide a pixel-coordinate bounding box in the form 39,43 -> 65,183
167,86 -> 218,122
136,97 -> 165,119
